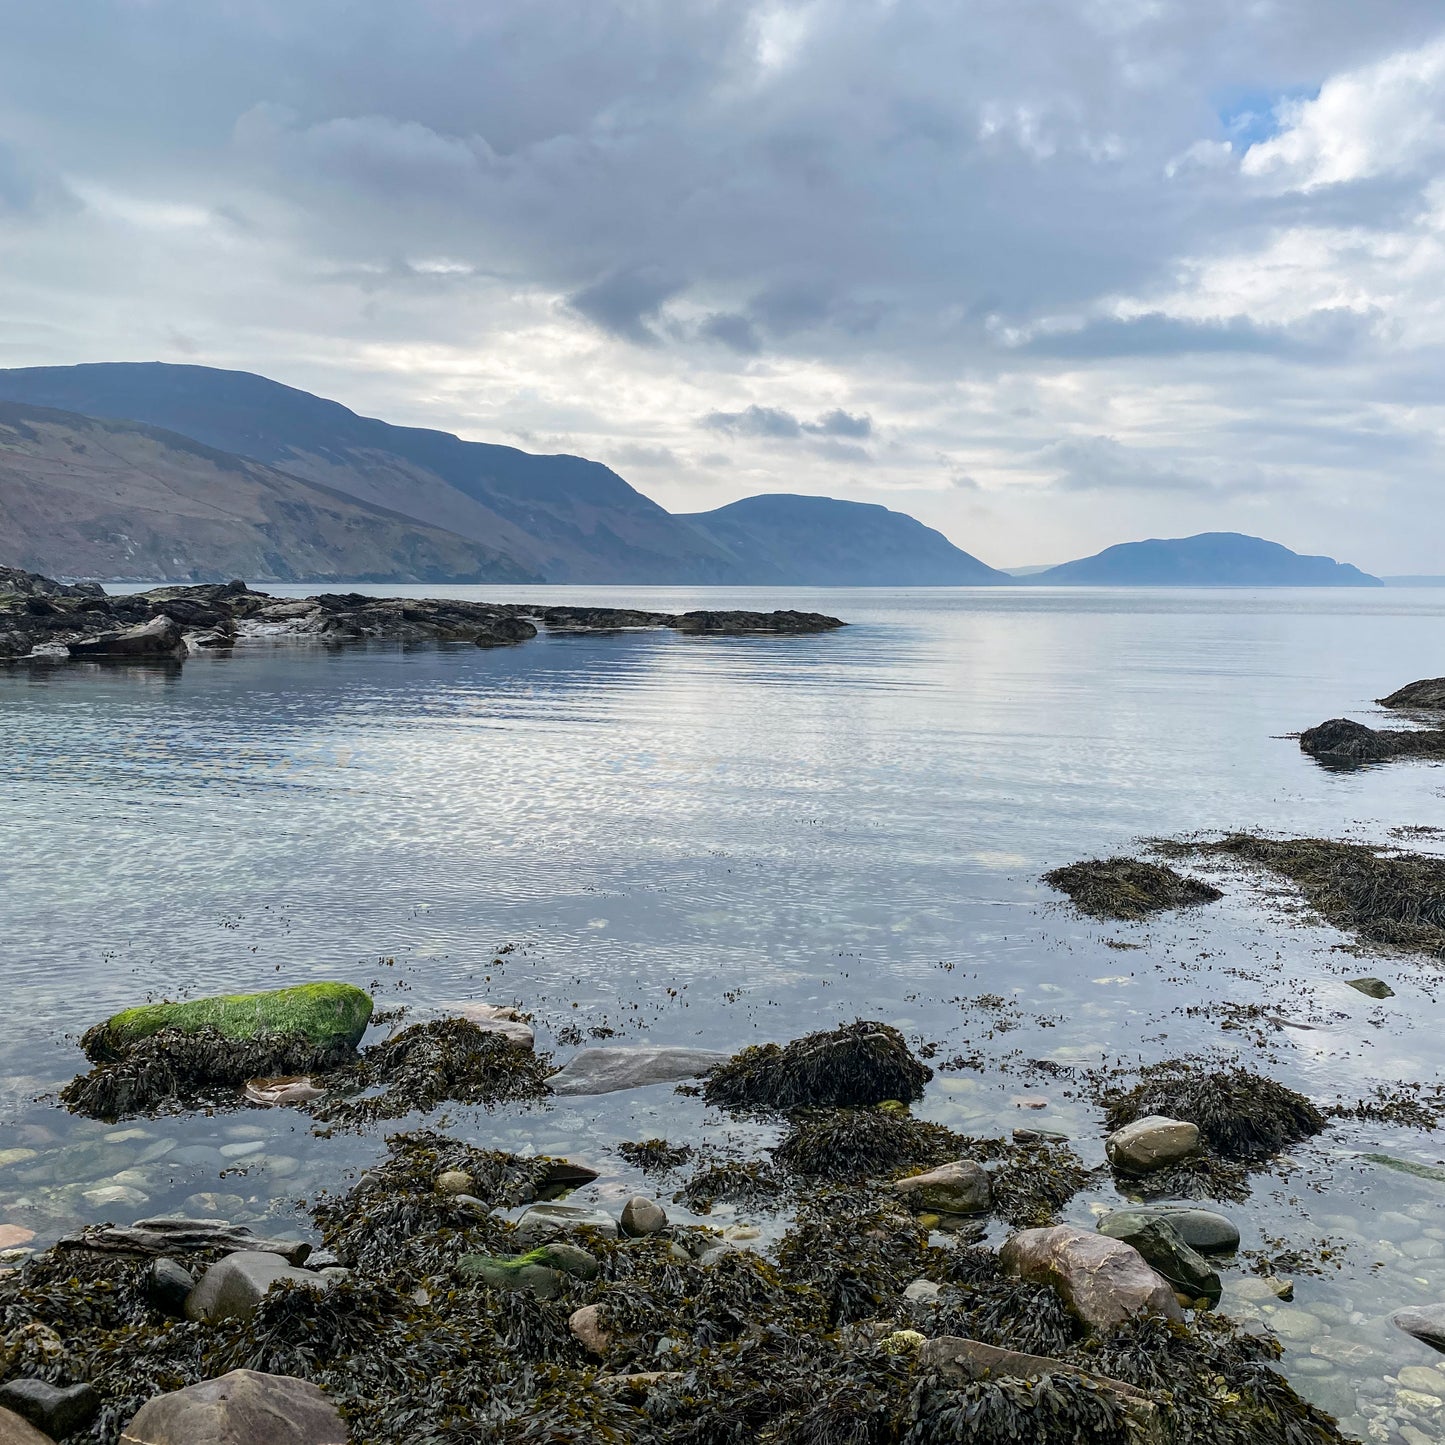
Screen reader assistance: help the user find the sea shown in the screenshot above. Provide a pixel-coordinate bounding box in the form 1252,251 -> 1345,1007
4,583 -> 1445,1438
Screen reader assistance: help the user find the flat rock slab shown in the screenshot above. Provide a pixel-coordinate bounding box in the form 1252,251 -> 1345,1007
186,1251 -> 336,1324
58,1218 -> 313,1265
120,1370 -> 346,1445
547,1046 -> 730,1096
514,1203 -> 618,1243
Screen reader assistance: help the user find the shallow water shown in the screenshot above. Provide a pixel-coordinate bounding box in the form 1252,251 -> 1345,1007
5,584 -> 1445,1438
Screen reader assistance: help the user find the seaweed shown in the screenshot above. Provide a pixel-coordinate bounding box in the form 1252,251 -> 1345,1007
771,1110 -> 967,1182
1298,716 -> 1445,766
704,1022 -> 932,1113
617,1139 -> 694,1174
1042,857 -> 1222,921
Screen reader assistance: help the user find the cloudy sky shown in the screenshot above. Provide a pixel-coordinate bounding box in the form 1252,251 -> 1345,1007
1,2 -> 1443,571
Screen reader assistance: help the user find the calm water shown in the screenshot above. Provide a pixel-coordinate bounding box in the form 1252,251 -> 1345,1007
5,585 -> 1445,1438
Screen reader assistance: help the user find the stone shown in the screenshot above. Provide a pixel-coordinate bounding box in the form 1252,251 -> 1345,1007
119,1369 -> 345,1445
0,1227 -> 35,1251
435,1170 -> 475,1196
185,1251 -> 337,1324
1105,1116 -> 1200,1174
58,1218 -> 311,1264
0,1151 -> 37,1169
1298,717 -> 1395,765
146,1257 -> 196,1317
1269,1308 -> 1324,1342
903,1279 -> 941,1304
84,983 -> 374,1062
1096,1215 -> 1221,1306
620,1196 -> 667,1236
547,1045 -> 731,1096
0,1408 -> 52,1445
219,1142 -> 264,1160
891,1160 -> 991,1214
1346,977 -> 1395,999
1000,1224 -> 1183,1332
514,1202 -> 618,1243
458,1242 -> 600,1298
1098,1204 -> 1240,1255
569,1303 -> 612,1355
1394,1303 -> 1445,1353
453,1004 -> 535,1049
1398,1365 -> 1445,1393
0,1380 -> 99,1438
244,1076 -> 325,1106
82,1184 -> 150,1209
69,613 -> 186,661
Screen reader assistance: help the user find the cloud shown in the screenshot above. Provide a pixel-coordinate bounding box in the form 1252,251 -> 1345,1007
699,311 -> 762,354
1016,308 -> 1379,359
567,267 -> 684,345
1039,435 -> 1262,496
702,404 -> 803,438
808,408 -> 872,438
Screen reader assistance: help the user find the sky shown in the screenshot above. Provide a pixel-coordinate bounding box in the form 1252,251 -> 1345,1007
1,2 -> 1443,572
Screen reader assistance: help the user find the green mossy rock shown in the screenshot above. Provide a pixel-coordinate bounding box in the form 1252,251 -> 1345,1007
457,1243 -> 600,1297
83,983 -> 374,1063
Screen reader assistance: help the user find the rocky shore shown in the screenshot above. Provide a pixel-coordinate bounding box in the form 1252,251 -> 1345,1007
0,567 -> 845,662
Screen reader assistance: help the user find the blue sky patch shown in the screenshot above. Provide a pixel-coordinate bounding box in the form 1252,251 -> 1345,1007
1213,84 -> 1320,148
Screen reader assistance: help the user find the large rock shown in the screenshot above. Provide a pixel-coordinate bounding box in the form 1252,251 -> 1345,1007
1097,1205 -> 1239,1255
458,1243 -> 600,1299
185,1251 -> 337,1324
514,1202 -> 618,1243
620,1196 -> 667,1236
0,1381 -> 99,1439
1096,1215 -> 1221,1305
1394,1303 -> 1445,1354
1379,678 -> 1445,711
58,1217 -> 313,1264
891,1160 -> 991,1214
1000,1224 -> 1183,1331
547,1045 -> 730,1096
83,983 -> 374,1062
119,1370 -> 346,1445
453,1003 -> 534,1049
1298,717 -> 1394,764
69,614 -> 186,660
0,1408 -> 53,1445
1105,1116 -> 1200,1174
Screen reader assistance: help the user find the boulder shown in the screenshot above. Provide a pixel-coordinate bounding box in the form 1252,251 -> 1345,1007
69,614 -> 186,660
1105,1115 -> 1200,1174
145,1257 -> 196,1317
1346,977 -> 1395,999
1380,678 -> 1445,711
569,1303 -> 612,1355
434,1170 -> 475,1197
452,1003 -> 534,1049
0,1381 -> 99,1439
1298,718 -> 1394,764
119,1370 -> 345,1445
1394,1304 -> 1445,1354
514,1202 -> 618,1243
547,1045 -> 730,1096
244,1076 -> 325,1106
1095,1215 -> 1221,1305
83,983 -> 374,1062
1000,1224 -> 1183,1332
891,1160 -> 991,1215
0,1408 -> 52,1445
620,1196 -> 667,1236
459,1243 -> 600,1299
185,1251 -> 337,1324
1097,1205 -> 1239,1255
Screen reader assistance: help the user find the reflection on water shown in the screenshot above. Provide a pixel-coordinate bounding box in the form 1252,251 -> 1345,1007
5,585 -> 1445,1438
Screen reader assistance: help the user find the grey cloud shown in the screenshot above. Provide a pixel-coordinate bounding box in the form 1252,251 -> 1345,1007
1017,309 -> 1380,360
1040,436 -> 1261,496
699,312 -> 762,354
703,405 -> 804,438
609,443 -> 679,468
567,267 -> 684,346
807,408 -> 872,438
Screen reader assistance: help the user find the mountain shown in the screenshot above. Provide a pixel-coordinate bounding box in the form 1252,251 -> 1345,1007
0,363 -> 740,584
683,493 -> 1009,585
1023,532 -> 1383,587
0,400 -> 538,584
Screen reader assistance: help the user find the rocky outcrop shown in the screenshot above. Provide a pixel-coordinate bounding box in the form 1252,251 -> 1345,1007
1379,678 -> 1445,711
672,609 -> 844,635
68,613 -> 187,659
1095,1214 -> 1221,1305
1298,716 -> 1445,765
0,566 -> 103,599
119,1370 -> 346,1445
1000,1224 -> 1183,1331
56,1217 -> 314,1264
547,1045 -> 731,1096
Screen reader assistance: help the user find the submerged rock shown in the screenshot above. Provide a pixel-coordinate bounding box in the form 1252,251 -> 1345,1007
1096,1214 -> 1221,1305
1097,1204 -> 1239,1255
1105,1115 -> 1200,1174
1000,1224 -> 1183,1332
119,1369 -> 346,1445
891,1160 -> 992,1214
1345,976 -> 1395,999
1394,1305 -> 1445,1354
185,1251 -> 338,1324
546,1045 -> 730,1096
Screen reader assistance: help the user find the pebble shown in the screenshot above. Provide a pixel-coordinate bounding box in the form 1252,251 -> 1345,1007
435,1171 -> 475,1196
1397,1366 -> 1445,1392
218,1141 -> 265,1160
0,1227 -> 35,1251
102,1129 -> 151,1144
81,1184 -> 148,1209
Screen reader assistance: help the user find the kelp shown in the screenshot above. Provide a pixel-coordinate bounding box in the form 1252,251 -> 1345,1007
1297,716 -> 1445,766
771,1110 -> 968,1182
1042,857 -> 1222,921
704,1021 -> 932,1113
617,1139 -> 694,1173
1161,833 -> 1445,956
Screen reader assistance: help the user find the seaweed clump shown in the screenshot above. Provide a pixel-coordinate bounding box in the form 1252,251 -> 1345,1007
1164,833 -> 1445,957
703,1020 -> 932,1113
1298,717 -> 1445,767
617,1138 -> 694,1173
1042,857 -> 1222,921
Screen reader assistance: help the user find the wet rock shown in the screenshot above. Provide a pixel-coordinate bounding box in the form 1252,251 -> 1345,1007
58,1218 -> 312,1264
1394,1303 -> 1445,1353
903,1279 -> 941,1305
145,1258 -> 196,1317
0,1226 -> 35,1250
69,614 -> 186,660
82,1183 -> 150,1209
1096,1214 -> 1221,1305
1346,977 -> 1395,999
0,1408 -> 52,1445
569,1303 -> 612,1355
514,1202 -> 618,1243
891,1160 -> 991,1214
537,1158 -> 602,1192
1268,1307 -> 1324,1342
1000,1224 -> 1183,1332
119,1369 -> 346,1445
458,1242 -> 599,1298
185,1251 -> 337,1324
547,1045 -> 730,1096
1098,1204 -> 1240,1254
244,1076 -> 325,1106
620,1195 -> 667,1236
670,609 -> 844,635
0,1379 -> 99,1438
1299,718 -> 1396,764
434,1170 -> 475,1196
1043,856 -> 1222,921
1105,1115 -> 1200,1174
452,1003 -> 534,1049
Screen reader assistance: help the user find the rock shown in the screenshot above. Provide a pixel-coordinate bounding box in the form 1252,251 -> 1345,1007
452,1004 -> 534,1049
1105,1115 -> 1200,1174
879,1330 -> 927,1355
1298,717 -> 1395,764
0,1380 -> 99,1438
569,1304 -> 612,1355
244,1076 -> 326,1106
458,1243 -> 600,1298
891,1160 -> 991,1215
69,614 -> 186,660
514,1202 -> 618,1243
1000,1224 -> 1183,1332
547,1046 -> 731,1096
83,983 -> 374,1062
1012,1127 -> 1070,1144
1394,1303 -> 1445,1353
57,1217 -> 312,1264
918,1335 -> 1154,1404
1398,1365 -> 1445,1393
671,610 -> 844,635
0,1408 -> 54,1445
1268,1307 -> 1323,1342
145,1257 -> 196,1317
1095,1214 -> 1221,1305
434,1170 -> 475,1196
903,1279 -> 941,1305
82,1184 -> 150,1209
1346,977 -> 1395,999
537,1158 -> 602,1191
119,1369 -> 345,1445
185,1251 -> 338,1323
1098,1204 -> 1240,1255
1380,678 -> 1445,711
0,1226 -> 35,1250
620,1196 -> 667,1236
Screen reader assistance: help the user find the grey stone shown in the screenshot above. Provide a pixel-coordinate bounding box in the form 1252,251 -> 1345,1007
0,1379 -> 99,1438
903,1279 -> 941,1304
185,1251 -> 336,1324
1099,1204 -> 1240,1255
1105,1116 -> 1200,1174
118,1369 -> 345,1445
620,1196 -> 667,1236
1346,977 -> 1395,999
0,1407 -> 52,1445
891,1160 -> 991,1214
547,1046 -> 731,1096
70,614 -> 186,661
1096,1215 -> 1221,1305
458,1241 -> 599,1298
1394,1303 -> 1445,1354
514,1202 -> 618,1243
145,1257 -> 196,1317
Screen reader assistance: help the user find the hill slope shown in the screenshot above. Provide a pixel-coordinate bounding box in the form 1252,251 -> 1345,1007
684,493 -> 1010,585
1025,532 -> 1382,587
0,401 -> 538,583
0,363 -> 740,584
